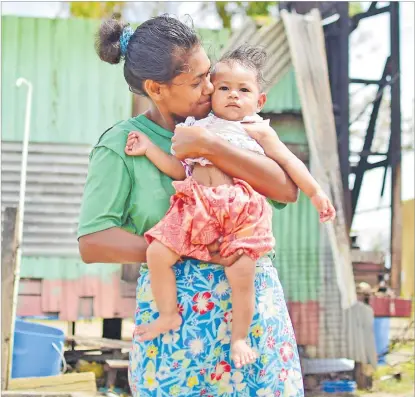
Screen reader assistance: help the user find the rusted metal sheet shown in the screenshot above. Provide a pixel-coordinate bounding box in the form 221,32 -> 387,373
288,301 -> 319,346
351,250 -> 385,265
18,279 -> 42,296
220,18 -> 292,93
16,273 -> 136,321
16,296 -> 43,317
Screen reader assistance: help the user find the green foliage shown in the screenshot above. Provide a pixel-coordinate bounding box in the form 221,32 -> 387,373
215,2 -> 277,28
215,2 -> 364,28
349,2 -> 364,17
70,2 -> 125,19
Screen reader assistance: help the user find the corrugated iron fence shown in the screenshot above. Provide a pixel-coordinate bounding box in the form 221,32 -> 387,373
2,141 -> 89,256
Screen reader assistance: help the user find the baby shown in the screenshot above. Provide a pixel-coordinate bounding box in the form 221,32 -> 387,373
125,44 -> 336,368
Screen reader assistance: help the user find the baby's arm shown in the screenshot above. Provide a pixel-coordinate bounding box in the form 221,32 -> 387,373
244,123 -> 336,222
125,131 -> 186,180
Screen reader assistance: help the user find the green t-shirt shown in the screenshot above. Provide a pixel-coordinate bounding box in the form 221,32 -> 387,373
78,114 -> 285,239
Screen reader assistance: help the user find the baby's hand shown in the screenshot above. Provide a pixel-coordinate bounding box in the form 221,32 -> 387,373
310,191 -> 336,223
125,131 -> 152,156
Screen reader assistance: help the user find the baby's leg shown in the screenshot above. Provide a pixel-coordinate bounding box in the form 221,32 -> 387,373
225,255 -> 258,368
135,241 -> 182,341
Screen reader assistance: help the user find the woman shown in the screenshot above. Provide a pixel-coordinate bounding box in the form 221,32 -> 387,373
78,15 -> 304,397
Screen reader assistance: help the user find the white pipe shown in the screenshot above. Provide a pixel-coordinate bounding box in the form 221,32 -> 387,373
8,77 -> 33,382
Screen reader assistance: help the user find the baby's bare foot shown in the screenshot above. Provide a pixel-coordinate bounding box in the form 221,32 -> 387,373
135,314 -> 182,342
231,339 -> 258,368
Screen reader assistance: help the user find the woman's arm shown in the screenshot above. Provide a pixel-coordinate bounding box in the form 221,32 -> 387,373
79,146 -> 243,265
79,228 -> 148,264
172,125 -> 299,203
78,147 -> 149,264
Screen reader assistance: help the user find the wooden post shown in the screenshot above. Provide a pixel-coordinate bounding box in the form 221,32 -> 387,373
391,163 -> 402,293
389,3 -> 402,295
2,207 -> 19,390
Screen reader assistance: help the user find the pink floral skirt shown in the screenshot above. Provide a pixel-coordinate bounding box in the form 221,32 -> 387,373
145,177 -> 275,261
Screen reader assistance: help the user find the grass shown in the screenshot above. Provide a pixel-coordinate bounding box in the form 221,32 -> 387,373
372,361 -> 414,394
366,341 -> 414,396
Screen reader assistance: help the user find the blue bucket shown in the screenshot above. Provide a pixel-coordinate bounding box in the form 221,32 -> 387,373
374,317 -> 390,365
12,320 -> 65,378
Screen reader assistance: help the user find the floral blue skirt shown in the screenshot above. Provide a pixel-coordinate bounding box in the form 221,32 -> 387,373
129,258 -> 304,397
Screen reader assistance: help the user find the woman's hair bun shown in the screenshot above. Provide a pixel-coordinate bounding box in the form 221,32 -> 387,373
95,19 -> 128,65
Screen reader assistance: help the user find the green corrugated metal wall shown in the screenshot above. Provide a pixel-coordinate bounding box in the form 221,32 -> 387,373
198,28 -> 231,58
269,115 -> 319,302
2,16 -> 132,144
2,16 -> 299,146
2,16 -> 318,304
263,67 -> 302,114
20,256 -> 120,281
272,193 -> 320,302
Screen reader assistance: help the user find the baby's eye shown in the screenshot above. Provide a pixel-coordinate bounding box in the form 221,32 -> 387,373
219,86 -> 229,91
241,88 -> 250,93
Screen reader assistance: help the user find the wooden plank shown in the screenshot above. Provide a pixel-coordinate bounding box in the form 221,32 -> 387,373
389,2 -> 402,296
1,392 -> 94,397
105,360 -> 129,369
65,334 -> 131,350
390,163 -> 402,294
8,373 -> 96,393
1,207 -> 19,390
280,10 -> 357,309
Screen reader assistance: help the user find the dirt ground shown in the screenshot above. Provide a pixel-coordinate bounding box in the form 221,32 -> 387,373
29,318 -> 414,396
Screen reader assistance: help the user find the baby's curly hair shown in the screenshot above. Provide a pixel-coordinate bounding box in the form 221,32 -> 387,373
215,44 -> 268,89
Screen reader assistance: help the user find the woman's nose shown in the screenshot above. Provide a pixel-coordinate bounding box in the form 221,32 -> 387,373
203,78 -> 214,95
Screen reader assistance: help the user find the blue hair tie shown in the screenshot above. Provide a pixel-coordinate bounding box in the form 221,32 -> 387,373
120,25 -> 134,57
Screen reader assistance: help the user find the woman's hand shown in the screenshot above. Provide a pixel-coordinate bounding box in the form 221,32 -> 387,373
173,123 -> 298,203
207,241 -> 243,267
172,125 -> 213,159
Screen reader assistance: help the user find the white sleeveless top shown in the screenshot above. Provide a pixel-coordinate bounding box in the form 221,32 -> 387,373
172,113 -> 266,167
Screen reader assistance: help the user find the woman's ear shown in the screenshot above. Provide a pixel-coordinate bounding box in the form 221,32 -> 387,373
143,80 -> 164,102
257,92 -> 267,112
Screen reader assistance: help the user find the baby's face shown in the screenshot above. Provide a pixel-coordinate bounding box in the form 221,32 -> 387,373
211,62 -> 265,121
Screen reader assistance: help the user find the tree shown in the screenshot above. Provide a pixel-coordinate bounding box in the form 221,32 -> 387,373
214,2 -> 363,29
349,2 -> 364,17
215,2 -> 278,29
70,2 -> 125,19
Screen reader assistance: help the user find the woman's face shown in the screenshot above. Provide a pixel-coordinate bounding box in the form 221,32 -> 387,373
162,46 -> 214,121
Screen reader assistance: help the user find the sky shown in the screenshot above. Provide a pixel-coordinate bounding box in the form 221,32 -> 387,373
347,2 -> 414,251
2,1 -> 414,251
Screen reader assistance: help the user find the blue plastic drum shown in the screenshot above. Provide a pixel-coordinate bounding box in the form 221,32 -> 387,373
12,320 -> 65,378
374,317 -> 390,365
